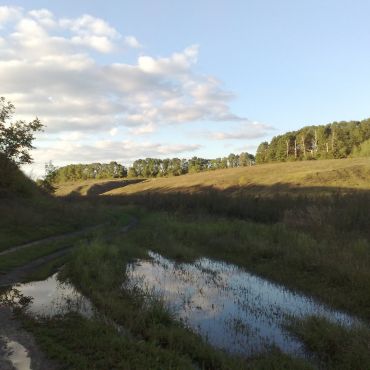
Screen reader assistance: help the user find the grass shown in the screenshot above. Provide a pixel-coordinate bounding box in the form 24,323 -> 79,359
286,316 -> 370,370
23,207 -> 370,369
18,203 -> 370,368
0,210 -> 131,274
22,314 -> 198,370
55,158 -> 370,197
0,154 -> 132,251
0,239 -> 73,273
0,196 -> 128,251
22,313 -> 314,370
22,254 -> 69,282
3,155 -> 370,368
54,178 -> 145,196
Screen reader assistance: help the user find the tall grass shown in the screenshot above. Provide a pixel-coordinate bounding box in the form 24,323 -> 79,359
287,316 -> 370,370
97,188 -> 370,240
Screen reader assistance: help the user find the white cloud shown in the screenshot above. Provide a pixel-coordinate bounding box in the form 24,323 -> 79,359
58,131 -> 85,141
71,34 -> 115,53
28,8 -> 56,28
1,7 -> 267,176
209,122 -> 274,140
109,127 -> 118,136
29,9 -> 53,19
29,140 -> 200,172
138,45 -> 198,74
60,14 -> 119,38
129,122 -> 156,135
124,35 -> 142,48
0,6 -> 22,27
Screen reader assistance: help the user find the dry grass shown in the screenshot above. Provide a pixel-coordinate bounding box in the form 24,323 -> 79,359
55,158 -> 370,197
55,178 -> 145,197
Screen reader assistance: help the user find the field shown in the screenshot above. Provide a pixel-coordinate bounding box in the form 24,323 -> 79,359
55,158 -> 370,197
1,157 -> 370,369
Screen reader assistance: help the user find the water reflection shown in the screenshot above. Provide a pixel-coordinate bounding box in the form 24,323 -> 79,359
125,252 -> 358,357
1,337 -> 31,370
0,274 -> 92,318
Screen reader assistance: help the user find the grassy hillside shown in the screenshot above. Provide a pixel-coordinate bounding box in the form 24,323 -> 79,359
55,178 -> 143,197
0,153 -> 39,197
0,154 -> 123,251
55,158 -> 370,197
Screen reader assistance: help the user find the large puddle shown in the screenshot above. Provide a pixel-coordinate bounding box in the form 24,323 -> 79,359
0,337 -> 31,370
0,255 -> 361,363
0,273 -> 92,318
125,252 -> 359,357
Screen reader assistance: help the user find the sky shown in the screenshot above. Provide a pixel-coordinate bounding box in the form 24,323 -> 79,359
1,1 -> 370,177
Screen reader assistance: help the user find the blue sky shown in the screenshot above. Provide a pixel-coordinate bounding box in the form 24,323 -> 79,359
2,1 -> 370,176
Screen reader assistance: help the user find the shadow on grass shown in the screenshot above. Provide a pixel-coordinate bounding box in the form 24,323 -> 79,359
63,182 -> 370,240
68,179 -> 146,196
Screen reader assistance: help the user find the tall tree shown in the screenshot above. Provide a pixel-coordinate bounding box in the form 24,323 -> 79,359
0,97 -> 43,165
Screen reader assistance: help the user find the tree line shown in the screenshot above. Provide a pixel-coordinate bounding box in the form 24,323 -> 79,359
51,152 -> 255,182
256,119 -> 370,163
50,162 -> 127,182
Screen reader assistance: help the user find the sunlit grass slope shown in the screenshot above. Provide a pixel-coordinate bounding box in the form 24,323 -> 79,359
54,178 -> 140,196
55,158 -> 370,197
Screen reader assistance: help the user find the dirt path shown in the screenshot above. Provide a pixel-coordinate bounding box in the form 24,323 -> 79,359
0,217 -> 138,288
0,216 -> 138,370
0,248 -> 72,288
0,223 -> 108,257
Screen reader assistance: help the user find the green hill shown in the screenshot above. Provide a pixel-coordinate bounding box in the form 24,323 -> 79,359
0,154 -> 109,251
55,158 -> 370,197
0,153 -> 39,197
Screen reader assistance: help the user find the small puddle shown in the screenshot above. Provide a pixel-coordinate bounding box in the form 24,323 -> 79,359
0,273 -> 93,318
1,336 -> 31,370
125,252 -> 359,357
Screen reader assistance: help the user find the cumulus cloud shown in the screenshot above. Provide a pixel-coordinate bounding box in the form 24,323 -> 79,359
129,122 -> 156,135
30,140 -> 200,172
0,10 -> 242,133
209,122 -> 274,140
0,6 -> 22,26
124,35 -> 142,48
28,8 -> 56,28
1,6 -> 267,176
60,14 -> 119,38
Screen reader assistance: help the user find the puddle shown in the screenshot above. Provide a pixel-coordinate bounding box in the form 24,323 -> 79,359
0,273 -> 93,318
1,337 -> 31,370
125,252 -> 359,357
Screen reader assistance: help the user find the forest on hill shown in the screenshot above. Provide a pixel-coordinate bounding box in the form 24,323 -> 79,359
49,152 -> 255,182
46,119 -> 370,183
256,119 -> 370,163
